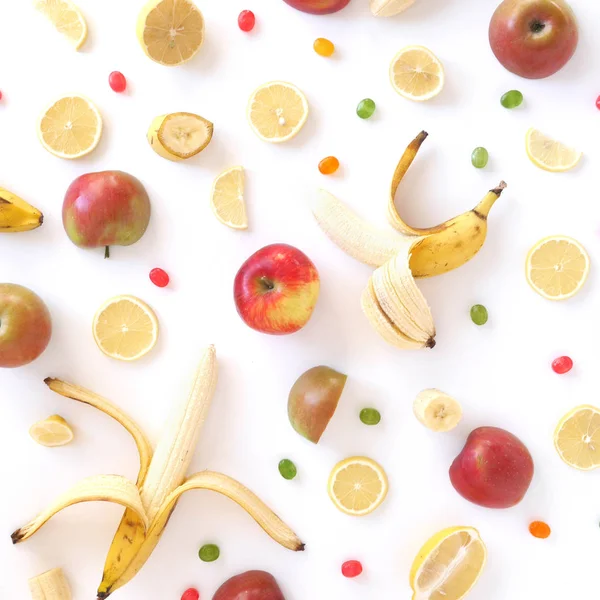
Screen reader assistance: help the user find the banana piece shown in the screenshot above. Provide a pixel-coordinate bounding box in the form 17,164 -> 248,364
413,389 -> 462,432
0,187 -> 43,232
147,113 -> 213,162
29,568 -> 72,600
387,131 -> 507,278
311,189 -> 405,267
363,247 -> 436,349
44,378 -> 153,485
11,475 -> 147,544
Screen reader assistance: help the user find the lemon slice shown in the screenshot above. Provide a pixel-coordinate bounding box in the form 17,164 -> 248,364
525,128 -> 582,172
410,527 -> 486,600
137,0 -> 205,66
554,405 -> 600,470
210,166 -> 247,230
35,0 -> 88,50
147,112 -> 213,161
247,82 -> 309,143
38,95 -> 102,159
29,415 -> 74,447
93,295 -> 159,361
526,235 -> 589,301
328,456 -> 388,516
390,46 -> 444,101
370,0 -> 415,16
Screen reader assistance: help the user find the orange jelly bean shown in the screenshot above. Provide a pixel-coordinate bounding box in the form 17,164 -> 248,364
319,156 -> 340,175
314,38 -> 335,57
529,521 -> 551,539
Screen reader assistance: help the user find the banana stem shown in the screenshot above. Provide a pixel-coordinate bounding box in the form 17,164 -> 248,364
474,181 -> 507,218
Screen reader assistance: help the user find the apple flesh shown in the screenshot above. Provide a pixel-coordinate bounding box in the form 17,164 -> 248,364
449,426 -> 534,509
0,284 -> 52,368
62,171 -> 151,257
282,0 -> 351,15
213,570 -> 285,600
288,366 -> 347,443
489,0 -> 578,79
234,243 -> 320,335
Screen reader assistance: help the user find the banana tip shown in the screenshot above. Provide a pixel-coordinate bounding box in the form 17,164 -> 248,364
10,529 -> 23,544
426,338 -> 436,349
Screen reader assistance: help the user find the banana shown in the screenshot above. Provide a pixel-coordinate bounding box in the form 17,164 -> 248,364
11,475 -> 147,544
413,389 -> 462,432
311,132 -> 506,278
13,345 -> 304,599
29,568 -> 72,600
362,245 -> 436,349
0,187 -> 43,232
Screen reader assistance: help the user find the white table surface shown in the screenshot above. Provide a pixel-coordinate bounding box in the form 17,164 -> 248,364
2,0 -> 600,598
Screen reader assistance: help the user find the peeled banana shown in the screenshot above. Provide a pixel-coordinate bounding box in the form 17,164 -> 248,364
12,346 -> 303,599
311,131 -> 507,350
29,568 -> 72,600
413,389 -> 462,432
0,187 -> 43,232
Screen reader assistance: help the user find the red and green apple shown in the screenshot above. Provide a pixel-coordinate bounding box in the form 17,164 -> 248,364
282,0 -> 351,15
234,243 -> 320,335
0,283 -> 52,368
489,0 -> 578,79
213,570 -> 285,600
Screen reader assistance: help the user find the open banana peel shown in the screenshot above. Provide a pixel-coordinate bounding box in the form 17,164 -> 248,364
11,346 -> 303,599
312,132 -> 506,349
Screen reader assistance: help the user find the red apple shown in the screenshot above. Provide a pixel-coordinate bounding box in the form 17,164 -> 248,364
213,571 -> 285,600
489,0 -> 578,79
449,427 -> 534,508
234,243 -> 320,335
282,0 -> 351,15
0,284 -> 52,368
62,171 -> 151,258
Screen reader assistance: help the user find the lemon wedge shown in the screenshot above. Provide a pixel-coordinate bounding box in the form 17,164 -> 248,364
38,95 -> 102,159
328,456 -> 388,516
147,112 -> 213,161
137,0 -> 205,66
35,0 -> 87,50
554,405 -> 600,470
93,296 -> 159,362
525,128 -> 582,172
526,235 -> 589,301
29,415 -> 74,447
210,166 -> 247,230
390,46 -> 444,101
247,82 -> 309,143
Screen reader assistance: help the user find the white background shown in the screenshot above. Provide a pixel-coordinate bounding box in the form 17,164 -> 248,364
1,0 -> 600,598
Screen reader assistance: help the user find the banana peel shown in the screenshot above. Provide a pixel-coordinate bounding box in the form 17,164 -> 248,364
0,187 -> 43,232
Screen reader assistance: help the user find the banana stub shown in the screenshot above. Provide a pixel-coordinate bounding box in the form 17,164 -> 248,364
413,389 -> 462,432
29,567 -> 72,600
147,112 -> 213,162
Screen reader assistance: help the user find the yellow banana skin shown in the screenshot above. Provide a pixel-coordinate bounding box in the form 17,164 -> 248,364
388,132 -> 506,278
0,187 -> 43,232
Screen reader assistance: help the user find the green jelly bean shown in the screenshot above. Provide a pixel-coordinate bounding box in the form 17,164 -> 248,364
470,304 -> 488,326
278,459 -> 297,480
471,147 -> 489,169
360,408 -> 381,425
501,90 -> 523,109
356,98 -> 376,119
198,544 -> 220,562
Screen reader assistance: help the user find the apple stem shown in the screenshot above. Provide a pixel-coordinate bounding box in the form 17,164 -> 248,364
104,246 -> 110,259
259,276 -> 275,291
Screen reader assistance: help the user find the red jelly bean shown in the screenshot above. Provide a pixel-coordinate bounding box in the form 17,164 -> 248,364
341,560 -> 362,578
552,356 -> 573,374
238,10 -> 255,32
181,588 -> 199,600
0,91 -> 3,101
150,268 -> 170,288
109,71 -> 127,93
596,95 -> 600,110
